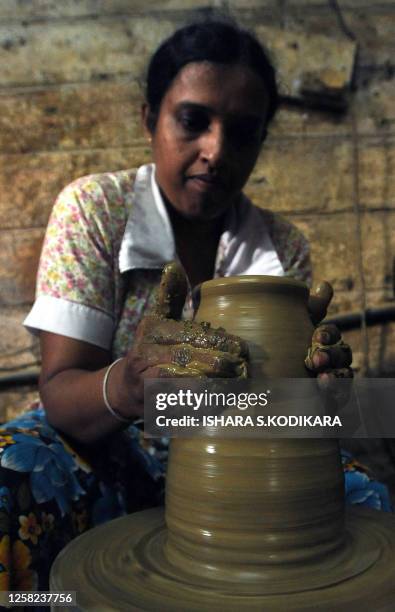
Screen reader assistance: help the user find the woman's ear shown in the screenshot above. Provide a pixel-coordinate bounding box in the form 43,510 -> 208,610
141,103 -> 153,140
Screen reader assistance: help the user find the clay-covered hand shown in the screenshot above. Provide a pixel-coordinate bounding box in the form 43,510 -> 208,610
305,281 -> 353,405
120,262 -> 249,415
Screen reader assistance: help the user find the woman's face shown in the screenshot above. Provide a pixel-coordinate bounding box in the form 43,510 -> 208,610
144,62 -> 269,221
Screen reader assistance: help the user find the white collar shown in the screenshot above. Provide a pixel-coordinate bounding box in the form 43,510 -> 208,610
118,163 -> 284,278
119,164 -> 175,273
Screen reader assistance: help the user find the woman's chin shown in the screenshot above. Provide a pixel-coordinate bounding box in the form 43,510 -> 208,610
176,194 -> 234,222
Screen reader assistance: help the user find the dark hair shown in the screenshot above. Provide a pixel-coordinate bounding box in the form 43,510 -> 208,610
145,20 -> 279,133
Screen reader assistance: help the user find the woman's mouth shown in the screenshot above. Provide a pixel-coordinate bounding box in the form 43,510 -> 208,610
187,174 -> 223,191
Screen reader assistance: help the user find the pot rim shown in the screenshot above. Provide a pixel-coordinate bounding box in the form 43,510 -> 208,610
198,275 -> 309,298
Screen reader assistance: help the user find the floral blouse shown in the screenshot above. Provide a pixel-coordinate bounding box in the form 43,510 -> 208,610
24,164 -> 312,357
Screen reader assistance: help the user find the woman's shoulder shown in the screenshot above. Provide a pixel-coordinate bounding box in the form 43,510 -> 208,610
249,204 -> 312,285
250,204 -> 305,239
57,168 -> 138,219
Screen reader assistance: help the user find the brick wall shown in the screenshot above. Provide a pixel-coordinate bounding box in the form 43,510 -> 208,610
0,0 -> 394,418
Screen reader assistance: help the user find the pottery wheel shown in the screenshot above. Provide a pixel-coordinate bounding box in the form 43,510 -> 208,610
51,506 -> 395,611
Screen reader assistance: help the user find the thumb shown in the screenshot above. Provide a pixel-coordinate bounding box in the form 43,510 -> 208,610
308,281 -> 333,325
153,261 -> 189,320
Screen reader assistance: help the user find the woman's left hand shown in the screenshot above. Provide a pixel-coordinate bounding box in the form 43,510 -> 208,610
305,281 -> 353,404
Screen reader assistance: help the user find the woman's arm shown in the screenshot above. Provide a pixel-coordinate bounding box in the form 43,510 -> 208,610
39,331 -> 161,445
39,265 -> 249,446
39,332 -> 138,445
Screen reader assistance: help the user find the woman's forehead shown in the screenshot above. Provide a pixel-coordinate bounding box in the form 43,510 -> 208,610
164,61 -> 269,115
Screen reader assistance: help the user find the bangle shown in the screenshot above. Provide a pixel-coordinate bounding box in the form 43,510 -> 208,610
102,358 -> 132,423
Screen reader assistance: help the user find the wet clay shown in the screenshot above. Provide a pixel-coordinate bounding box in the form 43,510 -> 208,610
50,276 -> 395,611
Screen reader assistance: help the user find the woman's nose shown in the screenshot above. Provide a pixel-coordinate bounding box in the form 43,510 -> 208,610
200,124 -> 228,167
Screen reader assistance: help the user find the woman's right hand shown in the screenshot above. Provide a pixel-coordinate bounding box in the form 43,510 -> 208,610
119,262 -> 249,417
39,262 -> 248,443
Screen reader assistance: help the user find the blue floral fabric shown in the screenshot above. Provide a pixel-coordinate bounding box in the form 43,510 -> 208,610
0,406 -> 164,592
0,407 -> 391,593
342,449 -> 393,512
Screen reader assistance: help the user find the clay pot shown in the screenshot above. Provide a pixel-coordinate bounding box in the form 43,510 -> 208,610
165,276 -> 345,592
193,274 -> 315,378
50,275 -> 395,611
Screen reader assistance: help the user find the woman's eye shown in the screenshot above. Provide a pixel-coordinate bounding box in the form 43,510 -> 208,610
179,112 -> 209,133
229,121 -> 262,146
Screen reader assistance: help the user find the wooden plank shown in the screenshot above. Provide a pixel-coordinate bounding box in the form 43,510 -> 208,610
0,0 -> 394,21
249,134 -> 395,215
359,137 -> 395,209
336,11 -> 395,67
0,0 -> 212,21
279,10 -> 395,67
0,80 -> 145,154
299,44 -> 395,127
246,136 -> 355,214
292,212 -> 361,295
254,25 -> 356,107
271,105 -> 352,137
0,81 -> 364,153
0,8 -> 390,91
293,210 -> 395,300
0,227 -> 44,305
0,81 -> 358,157
0,146 -> 151,230
0,76 -> 392,158
0,305 -> 40,372
0,17 -> 356,99
0,17 -> 176,87
361,210 -> 395,292
353,79 -> 395,134
325,287 -> 395,321
367,322 -> 395,376
343,322 -> 395,377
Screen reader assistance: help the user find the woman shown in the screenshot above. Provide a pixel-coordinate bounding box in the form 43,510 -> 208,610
0,20 -> 389,592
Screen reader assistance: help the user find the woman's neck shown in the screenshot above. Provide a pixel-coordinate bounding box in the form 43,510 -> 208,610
166,204 -> 224,238
164,202 -> 225,288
